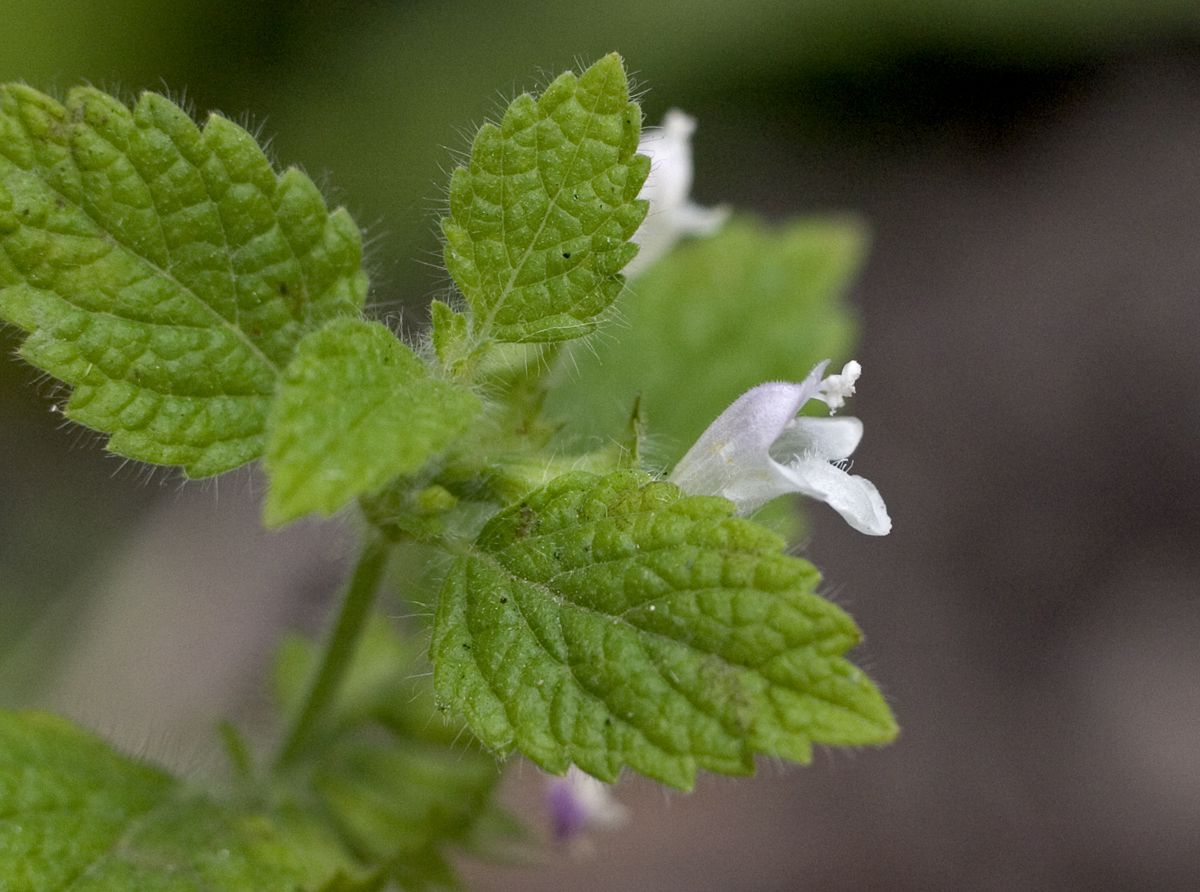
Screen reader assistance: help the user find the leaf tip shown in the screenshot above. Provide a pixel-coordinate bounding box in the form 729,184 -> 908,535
580,52 -> 628,90
261,499 -> 294,530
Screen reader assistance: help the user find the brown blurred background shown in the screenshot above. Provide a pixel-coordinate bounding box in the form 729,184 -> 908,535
2,2 -> 1199,890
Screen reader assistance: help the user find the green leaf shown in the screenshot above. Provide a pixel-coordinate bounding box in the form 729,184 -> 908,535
429,298 -> 469,368
0,85 -> 367,477
0,710 -> 362,891
314,739 -> 501,886
431,471 -> 896,790
441,52 -> 649,344
263,319 -> 480,526
546,216 -> 864,462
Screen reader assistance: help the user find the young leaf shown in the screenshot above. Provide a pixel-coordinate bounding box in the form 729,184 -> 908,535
0,710 -> 365,890
429,298 -> 469,367
546,216 -> 864,461
263,319 -> 480,526
0,85 -> 367,476
431,470 -> 896,791
441,52 -> 649,344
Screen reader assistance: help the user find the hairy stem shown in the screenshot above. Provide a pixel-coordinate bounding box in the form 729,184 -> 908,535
274,533 -> 390,768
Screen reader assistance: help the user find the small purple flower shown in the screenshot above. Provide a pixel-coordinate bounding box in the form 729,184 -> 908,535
670,361 -> 891,535
545,766 -> 627,844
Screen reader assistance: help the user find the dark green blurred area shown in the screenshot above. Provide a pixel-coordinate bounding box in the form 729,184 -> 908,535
4,3 -> 1200,891
5,0 -> 1199,312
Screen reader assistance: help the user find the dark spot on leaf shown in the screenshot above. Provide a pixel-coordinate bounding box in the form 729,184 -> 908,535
500,596 -> 508,604
462,643 -> 472,650
562,252 -> 571,259
278,282 -> 289,296
514,504 -> 536,539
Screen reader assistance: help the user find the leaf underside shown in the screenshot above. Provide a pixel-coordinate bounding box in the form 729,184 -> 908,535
432,471 -> 897,790
263,319 -> 480,525
440,52 -> 649,344
0,85 -> 366,476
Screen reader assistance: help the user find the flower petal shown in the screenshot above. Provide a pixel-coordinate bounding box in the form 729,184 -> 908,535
626,109 -> 727,277
670,366 -> 827,503
672,201 -> 731,237
778,457 -> 891,535
546,767 -> 627,842
715,460 -> 801,515
637,109 -> 697,209
771,416 -> 863,463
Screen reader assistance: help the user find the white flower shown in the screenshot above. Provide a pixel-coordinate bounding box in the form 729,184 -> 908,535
626,109 -> 729,277
545,766 -> 627,844
669,361 -> 891,535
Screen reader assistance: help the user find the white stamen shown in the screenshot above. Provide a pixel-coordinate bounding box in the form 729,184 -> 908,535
818,361 -> 862,413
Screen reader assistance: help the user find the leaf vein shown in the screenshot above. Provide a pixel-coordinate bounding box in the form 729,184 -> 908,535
478,63 -> 614,339
7,101 -> 281,378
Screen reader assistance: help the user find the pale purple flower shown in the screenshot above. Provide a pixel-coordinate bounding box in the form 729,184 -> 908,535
545,766 -> 627,843
626,109 -> 729,277
670,361 -> 891,535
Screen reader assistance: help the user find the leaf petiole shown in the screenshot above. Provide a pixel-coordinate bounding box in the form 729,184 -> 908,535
273,533 -> 391,769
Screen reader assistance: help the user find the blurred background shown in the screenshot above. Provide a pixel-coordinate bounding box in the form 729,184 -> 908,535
3,1 -> 1200,889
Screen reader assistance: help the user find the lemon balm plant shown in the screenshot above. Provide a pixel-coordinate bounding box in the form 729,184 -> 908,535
0,54 -> 895,888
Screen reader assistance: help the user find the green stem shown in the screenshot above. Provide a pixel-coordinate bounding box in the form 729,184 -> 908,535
274,533 -> 390,769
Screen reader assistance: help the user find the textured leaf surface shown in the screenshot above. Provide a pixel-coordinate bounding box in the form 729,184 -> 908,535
547,217 -> 863,462
0,711 -> 358,891
441,53 -> 649,343
263,319 -> 479,525
0,85 -> 366,476
431,471 -> 896,790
